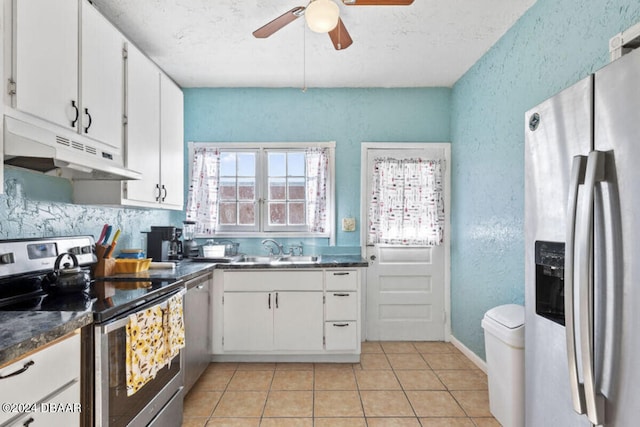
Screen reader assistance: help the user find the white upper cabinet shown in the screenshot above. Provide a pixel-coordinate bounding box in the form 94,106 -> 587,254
159,74 -> 184,209
13,0 -> 124,150
80,1 -> 125,149
125,43 -> 161,205
13,0 -> 79,130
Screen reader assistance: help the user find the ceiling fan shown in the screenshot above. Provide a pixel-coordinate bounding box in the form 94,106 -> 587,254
253,0 -> 415,51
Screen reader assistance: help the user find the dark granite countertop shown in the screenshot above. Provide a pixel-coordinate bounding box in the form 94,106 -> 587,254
217,254 -> 368,270
101,260 -> 216,282
0,311 -> 93,367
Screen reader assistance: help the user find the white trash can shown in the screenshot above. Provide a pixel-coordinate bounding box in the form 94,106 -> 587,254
481,304 -> 525,427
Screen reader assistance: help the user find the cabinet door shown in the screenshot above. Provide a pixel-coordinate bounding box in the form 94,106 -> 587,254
223,292 -> 273,351
14,0 -> 78,130
125,44 -> 160,204
159,74 -> 184,208
273,292 -> 324,351
80,0 -> 124,149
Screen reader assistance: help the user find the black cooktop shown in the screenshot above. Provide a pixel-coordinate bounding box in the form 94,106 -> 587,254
0,279 -> 183,324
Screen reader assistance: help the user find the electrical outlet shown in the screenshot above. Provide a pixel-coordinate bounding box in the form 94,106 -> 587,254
342,217 -> 356,232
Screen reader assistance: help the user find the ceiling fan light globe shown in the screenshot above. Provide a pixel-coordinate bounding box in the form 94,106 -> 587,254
305,0 -> 340,33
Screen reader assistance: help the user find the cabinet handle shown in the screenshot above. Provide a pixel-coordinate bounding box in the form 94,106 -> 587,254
161,185 -> 167,202
22,417 -> 34,427
332,323 -> 349,327
71,100 -> 79,128
275,292 -> 279,308
0,360 -> 34,379
155,184 -> 161,201
84,108 -> 92,133
333,293 -> 350,297
333,272 -> 350,276
268,293 -> 271,309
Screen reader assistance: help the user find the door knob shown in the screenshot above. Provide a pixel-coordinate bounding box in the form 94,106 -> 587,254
370,255 -> 376,261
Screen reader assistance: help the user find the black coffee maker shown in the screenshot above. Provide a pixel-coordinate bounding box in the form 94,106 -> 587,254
146,226 -> 182,261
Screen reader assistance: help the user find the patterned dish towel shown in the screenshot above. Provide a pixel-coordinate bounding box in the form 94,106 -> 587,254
125,304 -> 166,396
164,292 -> 185,364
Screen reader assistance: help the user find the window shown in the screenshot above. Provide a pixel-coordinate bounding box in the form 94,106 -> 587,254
186,142 -> 335,239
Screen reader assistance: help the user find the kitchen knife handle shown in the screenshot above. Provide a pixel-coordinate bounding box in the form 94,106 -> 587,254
565,155 -> 587,415
578,151 -> 605,425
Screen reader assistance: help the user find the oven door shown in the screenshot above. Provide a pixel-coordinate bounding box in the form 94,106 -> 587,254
94,290 -> 184,427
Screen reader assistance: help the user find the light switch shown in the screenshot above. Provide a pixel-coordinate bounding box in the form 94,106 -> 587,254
342,218 -> 356,232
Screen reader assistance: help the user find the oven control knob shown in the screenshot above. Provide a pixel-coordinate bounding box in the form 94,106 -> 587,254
69,246 -> 81,255
81,245 -> 92,254
0,252 -> 15,264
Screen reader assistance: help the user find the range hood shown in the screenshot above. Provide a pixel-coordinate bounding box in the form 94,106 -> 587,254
3,116 -> 141,180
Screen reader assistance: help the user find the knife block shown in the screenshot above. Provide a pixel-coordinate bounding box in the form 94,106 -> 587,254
93,245 -> 116,278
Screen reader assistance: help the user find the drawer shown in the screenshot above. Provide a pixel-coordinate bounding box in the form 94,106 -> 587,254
5,380 -> 80,427
325,292 -> 357,321
325,321 -> 357,351
224,270 -> 323,291
325,270 -> 357,291
0,332 -> 80,425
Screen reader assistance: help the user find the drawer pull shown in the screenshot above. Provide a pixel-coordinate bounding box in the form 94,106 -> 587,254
332,323 -> 349,327
333,272 -> 350,276
23,417 -> 35,427
333,293 -> 350,297
0,360 -> 35,380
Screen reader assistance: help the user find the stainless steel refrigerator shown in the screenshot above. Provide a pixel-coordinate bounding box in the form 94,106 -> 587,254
524,47 -> 640,426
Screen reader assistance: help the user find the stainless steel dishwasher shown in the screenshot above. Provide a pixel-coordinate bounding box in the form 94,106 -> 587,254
183,272 -> 212,394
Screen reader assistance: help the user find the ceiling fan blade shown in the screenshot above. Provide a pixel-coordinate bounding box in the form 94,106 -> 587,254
253,6 -> 305,38
328,18 -> 353,50
342,0 -> 414,5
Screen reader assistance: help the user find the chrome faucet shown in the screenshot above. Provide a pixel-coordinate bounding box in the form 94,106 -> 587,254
261,239 -> 284,256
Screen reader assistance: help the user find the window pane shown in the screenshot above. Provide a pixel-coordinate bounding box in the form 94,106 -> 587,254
220,152 -> 236,176
219,203 -> 237,224
269,178 -> 286,200
238,203 -> 255,225
219,178 -> 236,200
268,152 -> 286,176
288,177 -> 305,200
269,203 -> 286,225
238,178 -> 255,200
237,153 -> 256,176
288,152 -> 305,176
289,202 -> 305,225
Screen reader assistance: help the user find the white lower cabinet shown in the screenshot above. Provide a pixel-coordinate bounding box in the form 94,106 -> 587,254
0,331 -> 81,426
214,268 -> 361,361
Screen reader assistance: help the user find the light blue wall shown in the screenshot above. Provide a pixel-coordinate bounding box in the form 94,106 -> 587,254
450,0 -> 640,358
183,88 -> 451,252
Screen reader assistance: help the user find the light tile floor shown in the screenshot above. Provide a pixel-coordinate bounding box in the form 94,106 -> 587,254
182,341 -> 501,426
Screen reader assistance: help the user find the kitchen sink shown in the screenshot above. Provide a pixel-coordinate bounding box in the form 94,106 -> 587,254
232,255 -> 321,265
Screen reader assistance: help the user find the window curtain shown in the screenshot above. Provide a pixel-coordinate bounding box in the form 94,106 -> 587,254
186,147 -> 221,235
305,147 -> 329,233
368,157 -> 445,246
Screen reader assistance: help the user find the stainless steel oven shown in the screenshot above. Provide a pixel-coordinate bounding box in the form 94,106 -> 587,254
93,281 -> 185,427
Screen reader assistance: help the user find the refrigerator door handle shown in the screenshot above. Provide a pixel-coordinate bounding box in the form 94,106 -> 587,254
578,150 -> 606,425
565,154 -> 587,415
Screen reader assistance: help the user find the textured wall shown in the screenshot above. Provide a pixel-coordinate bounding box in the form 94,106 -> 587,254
0,167 -> 178,250
450,0 -> 640,358
184,87 -> 451,249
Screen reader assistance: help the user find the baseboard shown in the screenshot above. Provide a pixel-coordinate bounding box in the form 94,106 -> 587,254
450,335 -> 487,373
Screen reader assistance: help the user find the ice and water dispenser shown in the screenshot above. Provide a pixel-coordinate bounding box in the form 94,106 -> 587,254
535,241 -> 565,325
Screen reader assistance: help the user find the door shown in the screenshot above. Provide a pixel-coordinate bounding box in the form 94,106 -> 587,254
80,0 -> 125,149
14,0 -> 78,130
126,43 -> 160,204
524,76 -> 592,427
361,143 -> 450,341
159,74 -> 184,208
273,292 -> 324,351
593,47 -> 640,427
223,292 -> 273,351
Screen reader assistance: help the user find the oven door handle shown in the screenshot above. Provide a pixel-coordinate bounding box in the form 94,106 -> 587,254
99,287 -> 185,334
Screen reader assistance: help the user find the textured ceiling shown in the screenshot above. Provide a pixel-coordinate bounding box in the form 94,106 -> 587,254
92,0 -> 536,88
